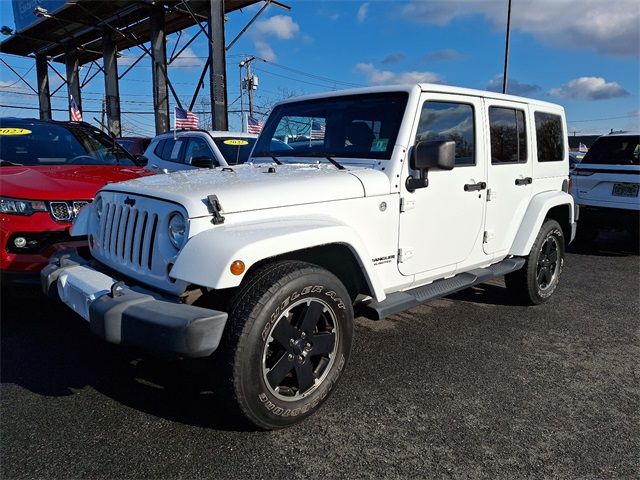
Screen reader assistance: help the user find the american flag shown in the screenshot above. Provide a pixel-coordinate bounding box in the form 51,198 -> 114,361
69,96 -> 82,122
311,120 -> 326,139
175,106 -> 199,130
247,115 -> 264,134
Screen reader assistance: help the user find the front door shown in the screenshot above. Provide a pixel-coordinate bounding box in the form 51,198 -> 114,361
398,93 -> 487,276
482,100 -> 533,256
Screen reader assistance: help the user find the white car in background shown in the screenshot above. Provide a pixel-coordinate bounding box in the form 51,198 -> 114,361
571,132 -> 640,241
143,130 -> 257,172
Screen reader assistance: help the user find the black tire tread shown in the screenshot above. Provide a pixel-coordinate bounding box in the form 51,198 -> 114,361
220,260 -> 341,429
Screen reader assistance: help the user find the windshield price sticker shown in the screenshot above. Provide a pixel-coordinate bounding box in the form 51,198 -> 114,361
223,139 -> 249,146
0,128 -> 32,136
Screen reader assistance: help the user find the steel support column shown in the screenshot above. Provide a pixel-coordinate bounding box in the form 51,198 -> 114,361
35,54 -> 51,120
102,32 -> 122,136
150,4 -> 170,133
65,47 -> 81,118
208,0 -> 228,131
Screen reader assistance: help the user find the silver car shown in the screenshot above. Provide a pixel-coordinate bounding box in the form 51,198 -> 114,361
143,130 -> 257,173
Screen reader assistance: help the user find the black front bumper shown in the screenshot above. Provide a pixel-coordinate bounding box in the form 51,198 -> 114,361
41,250 -> 228,358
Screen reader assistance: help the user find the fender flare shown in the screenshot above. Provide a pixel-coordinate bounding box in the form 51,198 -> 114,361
509,191 -> 575,256
170,216 -> 386,301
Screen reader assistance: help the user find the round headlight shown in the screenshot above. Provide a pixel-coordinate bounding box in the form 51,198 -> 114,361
94,196 -> 103,219
168,212 -> 187,249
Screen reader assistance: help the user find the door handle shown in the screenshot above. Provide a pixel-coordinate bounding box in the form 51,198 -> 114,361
464,181 -> 487,192
515,177 -> 533,186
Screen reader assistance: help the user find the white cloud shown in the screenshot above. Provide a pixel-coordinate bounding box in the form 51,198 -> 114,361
355,63 -> 442,85
402,0 -> 639,57
251,15 -> 301,62
254,15 -> 300,40
357,3 -> 370,24
170,47 -> 204,69
487,75 -> 541,96
549,77 -> 629,100
254,40 -> 276,62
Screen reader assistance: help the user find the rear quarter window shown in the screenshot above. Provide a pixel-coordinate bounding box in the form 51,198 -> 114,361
581,135 -> 640,166
535,112 -> 565,162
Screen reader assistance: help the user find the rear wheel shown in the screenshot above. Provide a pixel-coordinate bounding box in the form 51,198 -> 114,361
506,219 -> 565,305
220,260 -> 353,430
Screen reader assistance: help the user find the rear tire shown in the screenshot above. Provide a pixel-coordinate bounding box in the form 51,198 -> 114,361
505,219 -> 565,305
220,260 -> 353,430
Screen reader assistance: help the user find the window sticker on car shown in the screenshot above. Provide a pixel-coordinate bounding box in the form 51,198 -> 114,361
223,139 -> 249,146
371,138 -> 388,152
171,140 -> 183,160
0,128 -> 32,135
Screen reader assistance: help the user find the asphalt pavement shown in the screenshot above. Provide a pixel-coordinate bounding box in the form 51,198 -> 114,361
1,232 -> 638,479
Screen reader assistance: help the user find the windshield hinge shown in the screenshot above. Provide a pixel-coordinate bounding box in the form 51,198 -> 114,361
207,195 -> 225,225
398,247 -> 414,263
400,198 -> 415,212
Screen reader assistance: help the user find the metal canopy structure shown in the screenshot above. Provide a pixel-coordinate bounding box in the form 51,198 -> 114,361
0,0 -> 286,135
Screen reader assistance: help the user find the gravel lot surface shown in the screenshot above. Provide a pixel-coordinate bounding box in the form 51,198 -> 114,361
1,233 -> 638,479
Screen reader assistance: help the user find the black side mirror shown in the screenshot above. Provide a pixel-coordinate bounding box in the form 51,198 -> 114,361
411,140 -> 456,170
134,155 -> 148,167
191,156 -> 214,169
406,140 -> 456,192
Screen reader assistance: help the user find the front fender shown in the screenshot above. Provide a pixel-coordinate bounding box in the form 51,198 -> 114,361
170,216 -> 386,301
510,191 -> 575,256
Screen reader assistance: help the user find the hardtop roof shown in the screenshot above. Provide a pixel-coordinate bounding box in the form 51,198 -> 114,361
274,83 -> 564,111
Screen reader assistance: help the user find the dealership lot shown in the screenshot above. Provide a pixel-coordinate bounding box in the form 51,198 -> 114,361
1,233 -> 638,479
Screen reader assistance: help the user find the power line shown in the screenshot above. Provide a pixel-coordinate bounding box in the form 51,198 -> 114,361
568,114 -> 639,123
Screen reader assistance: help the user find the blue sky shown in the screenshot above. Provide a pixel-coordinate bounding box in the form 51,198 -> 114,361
1,0 -> 638,137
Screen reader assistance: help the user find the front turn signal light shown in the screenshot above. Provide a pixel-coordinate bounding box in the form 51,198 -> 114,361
230,260 -> 245,276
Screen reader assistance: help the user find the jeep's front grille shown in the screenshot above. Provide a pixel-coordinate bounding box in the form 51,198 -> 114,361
98,203 -> 159,270
49,201 -> 90,222
89,192 -> 187,295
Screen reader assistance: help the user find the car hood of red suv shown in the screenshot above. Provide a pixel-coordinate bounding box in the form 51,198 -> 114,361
1,165 -> 153,200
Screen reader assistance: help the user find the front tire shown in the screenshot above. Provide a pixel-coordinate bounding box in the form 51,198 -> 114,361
505,219 -> 565,305
221,261 -> 353,429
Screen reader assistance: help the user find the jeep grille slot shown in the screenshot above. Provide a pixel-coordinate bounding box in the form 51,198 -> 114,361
90,193 -> 185,295
97,203 -> 158,269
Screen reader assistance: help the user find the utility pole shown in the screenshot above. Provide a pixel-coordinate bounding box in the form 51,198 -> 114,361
240,56 -> 258,117
239,63 -> 244,131
502,0 -> 512,94
101,97 -> 106,133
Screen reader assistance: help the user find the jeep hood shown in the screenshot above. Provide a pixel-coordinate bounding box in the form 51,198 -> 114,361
102,163 -> 390,217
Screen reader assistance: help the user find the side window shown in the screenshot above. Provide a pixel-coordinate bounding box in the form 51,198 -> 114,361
184,137 -> 216,165
153,139 -> 165,157
535,112 -> 564,162
159,139 -> 185,163
415,101 -> 475,166
488,107 -> 527,164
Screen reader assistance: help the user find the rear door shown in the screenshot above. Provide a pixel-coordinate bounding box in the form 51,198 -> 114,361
148,137 -> 187,172
483,100 -> 533,256
572,135 -> 640,209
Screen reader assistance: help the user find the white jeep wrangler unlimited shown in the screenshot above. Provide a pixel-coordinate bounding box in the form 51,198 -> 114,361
43,84 -> 575,429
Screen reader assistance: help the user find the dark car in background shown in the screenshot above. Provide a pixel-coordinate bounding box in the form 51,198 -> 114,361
116,136 -> 151,156
0,118 -> 153,286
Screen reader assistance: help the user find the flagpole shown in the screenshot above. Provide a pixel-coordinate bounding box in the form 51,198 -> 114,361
173,107 -> 177,140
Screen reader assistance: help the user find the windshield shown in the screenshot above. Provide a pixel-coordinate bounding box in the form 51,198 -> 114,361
212,137 -> 257,165
0,121 -> 137,166
582,135 -> 639,166
252,92 -> 409,160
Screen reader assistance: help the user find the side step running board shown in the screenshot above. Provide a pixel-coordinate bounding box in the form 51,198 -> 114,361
361,257 -> 525,320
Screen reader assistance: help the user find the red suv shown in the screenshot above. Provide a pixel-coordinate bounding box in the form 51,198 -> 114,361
0,118 -> 152,286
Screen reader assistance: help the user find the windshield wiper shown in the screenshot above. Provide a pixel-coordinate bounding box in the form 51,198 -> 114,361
325,156 -> 345,170
271,155 -> 283,165
0,160 -> 23,166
